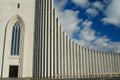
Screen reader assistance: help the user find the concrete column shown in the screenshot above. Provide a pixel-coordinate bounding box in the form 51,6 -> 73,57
66,36 -> 68,78
52,8 -> 57,78
60,27 -> 64,78
118,54 -> 120,75
89,50 -> 92,77
74,43 -> 77,78
86,48 -> 89,78
77,44 -> 80,78
44,0 -> 48,77
41,0 -> 45,78
106,53 -> 109,76
63,32 -> 67,78
80,46 -> 83,78
67,36 -> 70,78
92,50 -> 95,77
70,39 -> 73,78
57,19 -> 61,78
97,51 -> 100,77
95,51 -> 98,77
50,0 -> 54,78
72,41 -> 75,78
47,0 -> 51,77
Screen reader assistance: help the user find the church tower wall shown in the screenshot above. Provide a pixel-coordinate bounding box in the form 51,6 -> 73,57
0,0 -> 35,78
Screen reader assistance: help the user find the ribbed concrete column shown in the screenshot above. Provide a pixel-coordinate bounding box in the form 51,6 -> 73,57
72,42 -> 75,78
95,51 -> 98,77
66,36 -> 68,78
41,0 -> 45,78
44,0 -> 48,77
106,53 -> 109,76
97,52 -> 101,77
86,48 -> 89,78
77,44 -> 80,78
89,50 -> 92,77
67,36 -> 70,78
118,54 -> 120,75
74,43 -> 77,78
50,0 -> 54,78
114,54 -> 117,76
53,8 -> 57,78
117,54 -> 120,74
82,47 -> 85,77
54,18 -> 58,78
70,39 -> 73,78
57,19 -> 61,78
116,54 -> 119,76
47,0 -> 51,77
63,32 -> 66,78
60,26 -> 64,78
72,41 -> 75,78
80,46 -> 83,78
109,54 -> 112,76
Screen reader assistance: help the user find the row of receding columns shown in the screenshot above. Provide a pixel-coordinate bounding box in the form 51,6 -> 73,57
33,0 -> 120,79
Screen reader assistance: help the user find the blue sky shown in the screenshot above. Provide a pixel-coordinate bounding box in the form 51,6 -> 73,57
54,0 -> 120,53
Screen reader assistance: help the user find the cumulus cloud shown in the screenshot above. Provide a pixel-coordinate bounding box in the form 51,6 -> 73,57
92,1 -> 104,11
55,0 -> 120,53
76,20 -> 120,53
102,0 -> 120,27
71,0 -> 90,8
86,8 -> 99,17
55,0 -> 82,37
79,20 -> 96,41
54,0 -> 68,10
57,9 -> 82,36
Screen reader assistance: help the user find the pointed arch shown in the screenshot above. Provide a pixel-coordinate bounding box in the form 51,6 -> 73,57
5,15 -> 25,56
1,15 -> 25,77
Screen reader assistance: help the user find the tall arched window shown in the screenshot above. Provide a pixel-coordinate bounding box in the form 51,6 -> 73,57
11,21 -> 21,55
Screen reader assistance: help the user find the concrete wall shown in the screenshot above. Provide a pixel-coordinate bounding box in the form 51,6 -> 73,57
0,0 -> 35,78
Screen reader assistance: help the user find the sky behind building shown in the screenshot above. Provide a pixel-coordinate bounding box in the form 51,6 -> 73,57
54,0 -> 120,53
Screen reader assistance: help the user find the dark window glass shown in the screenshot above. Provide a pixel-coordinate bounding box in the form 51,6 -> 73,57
11,22 -> 21,55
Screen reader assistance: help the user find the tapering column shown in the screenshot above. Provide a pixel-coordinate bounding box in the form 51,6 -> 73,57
53,8 -> 57,78
89,50 -> 92,77
41,0 -> 46,78
47,0 -> 51,78
50,0 -> 54,78
72,42 -> 75,78
80,46 -> 83,78
86,48 -> 89,78
63,32 -> 66,78
74,43 -> 77,78
67,36 -> 70,78
44,0 -> 49,77
56,19 -> 61,78
77,44 -> 80,78
60,26 -> 63,78
97,52 -> 101,77
70,39 -> 73,78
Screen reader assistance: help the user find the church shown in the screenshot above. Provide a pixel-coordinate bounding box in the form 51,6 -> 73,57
0,0 -> 120,79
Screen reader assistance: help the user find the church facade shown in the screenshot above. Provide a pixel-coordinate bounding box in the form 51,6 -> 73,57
0,0 -> 120,79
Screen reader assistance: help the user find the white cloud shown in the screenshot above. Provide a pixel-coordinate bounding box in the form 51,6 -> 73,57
86,8 -> 99,17
55,0 -> 82,37
92,1 -> 104,11
71,0 -> 90,8
102,17 -> 120,27
57,9 -> 82,36
54,0 -> 68,10
102,0 -> 120,27
55,0 -> 120,53
76,20 -> 120,53
79,20 -> 96,41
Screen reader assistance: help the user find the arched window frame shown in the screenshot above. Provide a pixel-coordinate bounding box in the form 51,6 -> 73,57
11,21 -> 21,55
